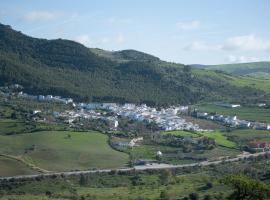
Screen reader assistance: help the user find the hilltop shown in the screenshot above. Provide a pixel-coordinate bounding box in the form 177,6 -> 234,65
0,23 -> 269,105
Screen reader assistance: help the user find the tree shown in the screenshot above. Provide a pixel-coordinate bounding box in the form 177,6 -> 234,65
160,190 -> 170,200
189,192 -> 199,200
159,170 -> 172,185
220,175 -> 270,200
79,174 -> 88,186
203,195 -> 212,200
205,182 -> 213,189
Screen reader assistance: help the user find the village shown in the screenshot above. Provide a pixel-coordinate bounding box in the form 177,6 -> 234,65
1,85 -> 270,132
195,111 -> 270,130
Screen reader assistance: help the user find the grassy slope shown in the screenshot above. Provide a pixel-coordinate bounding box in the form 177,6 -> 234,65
0,131 -> 129,172
161,130 -> 236,148
195,62 -> 270,75
0,157 -> 37,177
199,131 -> 236,148
226,129 -> 270,145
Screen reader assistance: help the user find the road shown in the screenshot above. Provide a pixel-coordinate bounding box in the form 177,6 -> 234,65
0,151 -> 269,181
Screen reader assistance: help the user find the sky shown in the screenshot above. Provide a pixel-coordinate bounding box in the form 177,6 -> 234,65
0,0 -> 270,65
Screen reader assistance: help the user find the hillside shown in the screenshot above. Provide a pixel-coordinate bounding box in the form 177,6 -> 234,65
0,23 -> 269,105
192,62 -> 270,79
90,48 -> 160,63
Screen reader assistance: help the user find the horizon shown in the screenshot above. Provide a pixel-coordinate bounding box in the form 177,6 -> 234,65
0,0 -> 270,65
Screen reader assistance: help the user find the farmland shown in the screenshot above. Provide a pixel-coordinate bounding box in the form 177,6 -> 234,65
0,157 -> 37,177
225,129 -> 270,145
196,103 -> 270,122
162,130 -> 237,148
0,131 -> 129,175
199,131 -> 237,148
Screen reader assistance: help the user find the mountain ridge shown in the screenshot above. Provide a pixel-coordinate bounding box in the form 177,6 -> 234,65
0,23 -> 269,105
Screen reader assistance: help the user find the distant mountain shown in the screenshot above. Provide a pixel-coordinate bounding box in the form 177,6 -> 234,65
191,62 -> 270,79
0,23 -> 269,105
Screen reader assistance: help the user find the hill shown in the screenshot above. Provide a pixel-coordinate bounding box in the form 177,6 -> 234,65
90,48 -> 160,63
192,62 -> 270,79
0,23 -> 269,105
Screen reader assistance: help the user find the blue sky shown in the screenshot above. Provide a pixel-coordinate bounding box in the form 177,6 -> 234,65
0,0 -> 270,64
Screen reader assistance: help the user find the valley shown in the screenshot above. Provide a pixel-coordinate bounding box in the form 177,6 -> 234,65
0,18 -> 270,199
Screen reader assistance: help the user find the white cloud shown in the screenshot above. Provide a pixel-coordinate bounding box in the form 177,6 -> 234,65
176,20 -> 200,30
74,34 -> 92,46
184,41 -> 221,51
223,35 -> 270,51
226,55 -> 261,63
184,34 -> 270,53
23,11 -> 60,22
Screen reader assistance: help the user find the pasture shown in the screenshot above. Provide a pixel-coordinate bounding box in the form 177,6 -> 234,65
161,130 -> 237,148
225,129 -> 270,145
0,131 -> 129,173
199,131 -> 237,148
0,156 -> 37,177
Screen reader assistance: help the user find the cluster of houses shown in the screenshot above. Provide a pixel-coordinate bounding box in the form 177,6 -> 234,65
54,109 -> 119,130
215,103 -> 241,108
113,137 -> 144,147
196,112 -> 270,130
1,87 -> 202,132
17,92 -> 74,105
78,103 -> 200,131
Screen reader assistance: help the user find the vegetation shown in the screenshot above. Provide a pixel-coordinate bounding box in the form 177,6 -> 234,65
161,130 -> 200,138
192,62 -> 270,77
0,23 -> 269,106
199,131 -> 237,148
0,131 -> 128,174
220,175 -> 270,200
1,157 -> 270,200
196,103 -> 270,122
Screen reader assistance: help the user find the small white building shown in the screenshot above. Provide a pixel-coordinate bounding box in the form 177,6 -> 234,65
156,151 -> 163,157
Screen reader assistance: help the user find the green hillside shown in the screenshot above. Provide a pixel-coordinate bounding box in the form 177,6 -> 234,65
193,62 -> 270,79
0,23 -> 269,105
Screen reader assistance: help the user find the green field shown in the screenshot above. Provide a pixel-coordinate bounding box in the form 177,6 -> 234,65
199,131 -> 237,148
0,119 -> 34,135
161,130 -> 237,148
0,131 -> 129,174
197,103 -> 270,122
225,129 -> 270,145
0,157 -> 37,177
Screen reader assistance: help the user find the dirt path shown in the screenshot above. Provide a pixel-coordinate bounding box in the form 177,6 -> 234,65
0,154 -> 50,173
